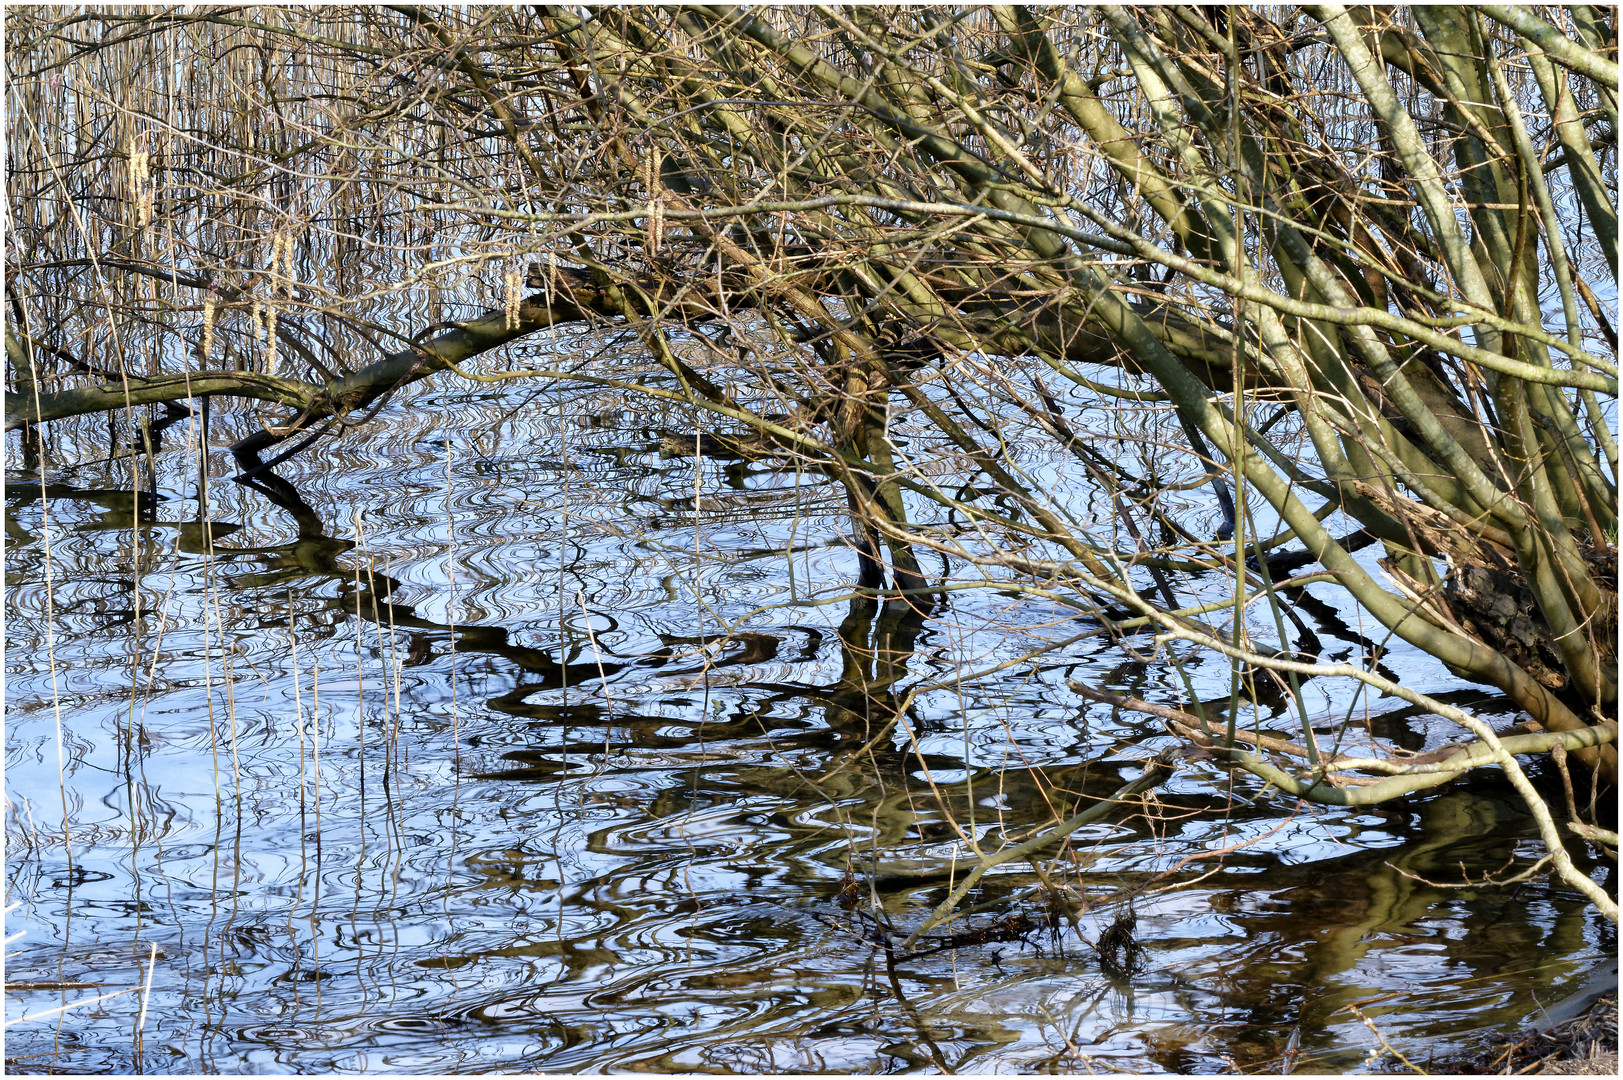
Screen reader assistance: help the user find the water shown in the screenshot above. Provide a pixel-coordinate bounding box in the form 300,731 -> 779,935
5,373 -> 1613,1074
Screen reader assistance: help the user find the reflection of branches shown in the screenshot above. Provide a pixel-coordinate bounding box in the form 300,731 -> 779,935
7,5 -> 1616,918
1071,667 -> 1617,918
900,750 -> 1179,947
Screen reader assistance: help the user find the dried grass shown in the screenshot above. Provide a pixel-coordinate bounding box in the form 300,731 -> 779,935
1468,994 -> 1619,1076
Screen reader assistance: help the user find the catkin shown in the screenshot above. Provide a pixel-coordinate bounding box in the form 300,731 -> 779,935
202,294 -> 215,362
128,143 -> 151,228
505,264 -> 521,330
272,229 -> 287,288
641,145 -> 658,193
265,305 -> 278,373
281,225 -> 302,289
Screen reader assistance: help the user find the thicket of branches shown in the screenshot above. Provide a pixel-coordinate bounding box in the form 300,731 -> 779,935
5,5 -> 1616,919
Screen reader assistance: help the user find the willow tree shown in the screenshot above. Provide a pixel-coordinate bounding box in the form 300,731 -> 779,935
6,5 -> 1616,916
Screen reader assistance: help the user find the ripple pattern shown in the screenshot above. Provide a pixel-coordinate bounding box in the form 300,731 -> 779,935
6,378 -> 1613,1073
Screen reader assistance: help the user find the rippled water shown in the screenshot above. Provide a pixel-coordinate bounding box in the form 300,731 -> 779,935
5,368 -> 1614,1073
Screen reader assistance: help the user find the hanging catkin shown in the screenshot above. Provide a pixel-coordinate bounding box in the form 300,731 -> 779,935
505,263 -> 521,330
128,141 -> 151,228
202,294 -> 216,362
265,304 -> 278,373
271,229 -> 287,290
645,146 -> 663,255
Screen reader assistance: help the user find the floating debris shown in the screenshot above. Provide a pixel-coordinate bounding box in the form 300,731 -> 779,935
836,870 -> 863,911
1096,905 -> 1144,978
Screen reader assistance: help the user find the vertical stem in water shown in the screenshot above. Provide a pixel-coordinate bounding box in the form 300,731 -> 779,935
353,509 -> 367,827
445,432 -> 458,767
34,418 -> 73,868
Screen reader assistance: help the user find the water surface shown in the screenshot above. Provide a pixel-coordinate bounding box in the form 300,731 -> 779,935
5,371 -> 1613,1073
